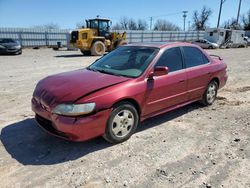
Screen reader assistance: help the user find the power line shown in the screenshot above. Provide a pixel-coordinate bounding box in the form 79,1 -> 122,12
145,12 -> 183,20
146,12 -> 183,30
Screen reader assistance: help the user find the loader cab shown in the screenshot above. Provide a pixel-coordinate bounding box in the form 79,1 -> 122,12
86,18 -> 111,38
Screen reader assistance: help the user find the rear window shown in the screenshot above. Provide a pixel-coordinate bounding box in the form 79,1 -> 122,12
183,46 -> 209,68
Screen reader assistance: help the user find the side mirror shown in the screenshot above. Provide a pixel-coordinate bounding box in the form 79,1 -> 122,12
148,66 -> 169,79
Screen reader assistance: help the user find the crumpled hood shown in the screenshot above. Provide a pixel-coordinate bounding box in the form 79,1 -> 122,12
33,69 -> 130,107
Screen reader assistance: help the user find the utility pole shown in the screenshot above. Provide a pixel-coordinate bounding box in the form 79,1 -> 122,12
150,17 -> 153,30
217,0 -> 226,28
182,11 -> 188,31
236,0 -> 242,25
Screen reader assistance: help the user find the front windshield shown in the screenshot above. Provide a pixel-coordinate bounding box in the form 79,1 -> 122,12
99,21 -> 109,30
0,39 -> 16,43
90,20 -> 98,28
88,46 -> 159,78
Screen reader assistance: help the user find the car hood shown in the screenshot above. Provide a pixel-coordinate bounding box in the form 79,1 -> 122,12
33,69 -> 131,107
211,43 -> 219,47
0,42 -> 19,48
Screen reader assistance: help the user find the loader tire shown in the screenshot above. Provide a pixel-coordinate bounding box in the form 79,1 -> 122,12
91,41 -> 106,56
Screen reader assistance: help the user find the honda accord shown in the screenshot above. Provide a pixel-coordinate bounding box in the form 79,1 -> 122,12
32,42 -> 227,143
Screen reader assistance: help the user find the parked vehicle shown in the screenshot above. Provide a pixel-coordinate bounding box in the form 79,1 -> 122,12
32,42 -> 228,144
0,38 -> 22,55
192,39 -> 219,49
244,36 -> 250,46
70,17 -> 126,56
205,28 -> 247,48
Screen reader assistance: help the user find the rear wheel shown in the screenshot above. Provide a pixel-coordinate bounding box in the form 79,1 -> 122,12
200,81 -> 218,106
91,41 -> 105,56
103,102 -> 139,144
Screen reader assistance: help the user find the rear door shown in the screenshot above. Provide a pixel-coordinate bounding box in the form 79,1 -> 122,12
143,47 -> 188,116
181,46 -> 211,101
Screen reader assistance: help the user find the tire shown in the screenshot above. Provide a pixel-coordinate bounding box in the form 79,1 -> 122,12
103,102 -> 139,144
200,80 -> 218,106
80,50 -> 91,56
208,46 -> 213,49
91,41 -> 105,56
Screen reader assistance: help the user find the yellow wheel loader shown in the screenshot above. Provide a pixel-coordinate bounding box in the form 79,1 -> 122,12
70,18 -> 127,56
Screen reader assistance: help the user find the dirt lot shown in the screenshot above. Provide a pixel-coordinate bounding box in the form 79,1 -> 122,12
0,47 -> 250,188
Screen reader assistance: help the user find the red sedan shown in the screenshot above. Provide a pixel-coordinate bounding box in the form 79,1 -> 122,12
32,42 -> 227,143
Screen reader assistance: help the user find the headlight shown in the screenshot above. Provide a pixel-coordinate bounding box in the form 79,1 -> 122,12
0,45 -> 6,49
15,45 -> 21,49
52,103 -> 96,116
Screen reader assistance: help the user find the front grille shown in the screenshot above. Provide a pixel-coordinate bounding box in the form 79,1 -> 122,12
35,114 -> 68,138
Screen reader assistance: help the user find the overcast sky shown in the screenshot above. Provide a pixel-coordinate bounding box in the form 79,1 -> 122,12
0,0 -> 249,29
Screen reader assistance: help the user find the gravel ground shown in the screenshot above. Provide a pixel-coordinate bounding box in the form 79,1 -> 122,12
0,47 -> 250,188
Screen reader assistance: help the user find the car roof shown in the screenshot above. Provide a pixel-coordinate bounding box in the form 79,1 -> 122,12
126,42 -> 197,49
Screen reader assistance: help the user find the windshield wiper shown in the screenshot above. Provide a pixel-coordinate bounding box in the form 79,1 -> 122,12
87,67 -> 126,77
96,68 -> 122,77
87,67 -> 99,72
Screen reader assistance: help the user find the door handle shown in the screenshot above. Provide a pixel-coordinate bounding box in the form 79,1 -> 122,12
179,80 -> 185,83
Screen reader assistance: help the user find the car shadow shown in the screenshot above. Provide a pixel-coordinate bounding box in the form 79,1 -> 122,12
54,54 -> 85,58
0,103 -> 201,166
0,53 -> 21,56
137,102 -> 201,132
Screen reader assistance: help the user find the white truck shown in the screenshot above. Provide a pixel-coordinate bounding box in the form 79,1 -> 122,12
204,28 -> 247,48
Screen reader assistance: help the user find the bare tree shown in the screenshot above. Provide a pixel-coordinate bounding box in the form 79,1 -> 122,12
242,9 -> 250,30
119,17 -> 129,30
112,23 -> 122,30
112,17 -> 148,30
76,21 -> 85,29
44,23 -> 60,30
192,6 -> 212,30
128,18 -> 137,30
32,23 -> 60,30
137,19 -> 148,30
153,19 -> 180,31
222,18 -> 242,30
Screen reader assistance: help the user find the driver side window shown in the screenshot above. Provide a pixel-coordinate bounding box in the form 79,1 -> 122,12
155,47 -> 183,72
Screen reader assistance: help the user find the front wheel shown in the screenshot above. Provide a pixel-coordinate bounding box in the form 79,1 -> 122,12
200,81 -> 218,106
91,41 -> 106,56
103,102 -> 139,144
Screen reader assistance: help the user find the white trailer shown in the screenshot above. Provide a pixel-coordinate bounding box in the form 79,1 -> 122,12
204,28 -> 247,48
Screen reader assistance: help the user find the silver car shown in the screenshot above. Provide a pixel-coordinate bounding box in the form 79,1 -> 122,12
192,39 -> 219,49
